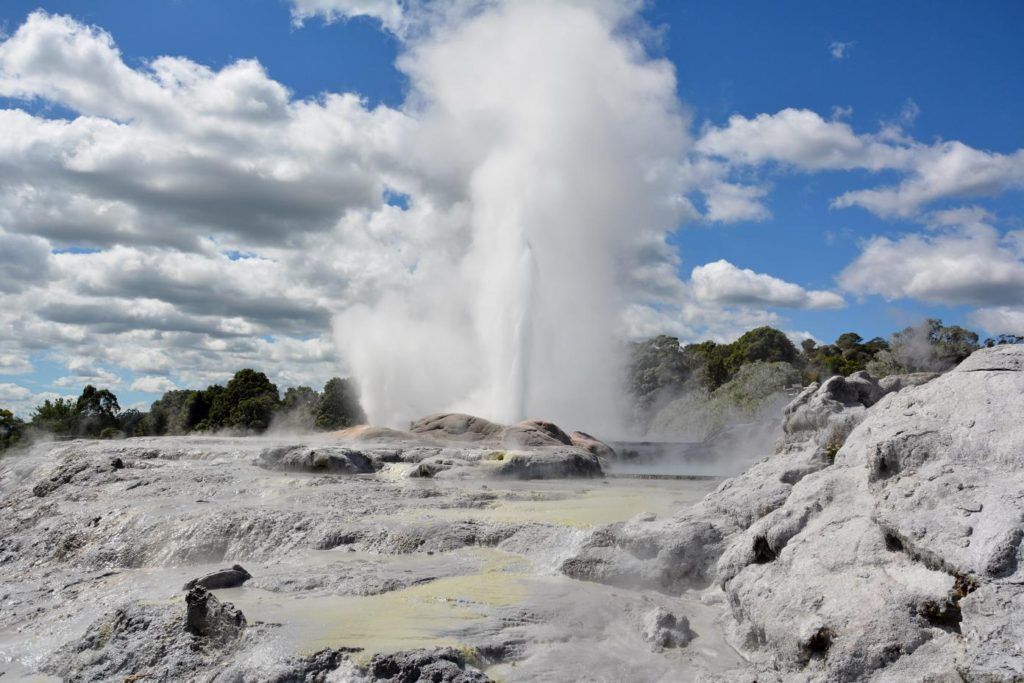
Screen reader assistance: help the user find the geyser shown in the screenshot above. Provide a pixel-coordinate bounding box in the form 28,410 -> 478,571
334,1 -> 690,432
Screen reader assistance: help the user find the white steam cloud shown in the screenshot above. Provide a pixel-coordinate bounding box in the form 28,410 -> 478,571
334,1 -> 690,431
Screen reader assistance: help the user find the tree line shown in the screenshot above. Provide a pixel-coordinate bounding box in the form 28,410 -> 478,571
628,318 -> 1018,418
0,369 -> 367,453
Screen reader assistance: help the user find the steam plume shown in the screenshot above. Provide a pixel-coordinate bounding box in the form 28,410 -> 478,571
334,1 -> 689,432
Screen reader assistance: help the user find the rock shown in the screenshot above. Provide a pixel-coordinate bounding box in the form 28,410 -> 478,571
499,419 -> 573,447
566,346 -> 1024,681
408,413 -> 504,442
715,345 -> 1024,680
258,445 -> 379,474
569,431 -> 617,461
491,448 -> 602,479
367,647 -> 491,682
45,591 -> 249,681
641,607 -> 692,649
778,369 -> 939,456
877,371 -> 940,394
184,586 -> 246,641
183,564 -> 253,590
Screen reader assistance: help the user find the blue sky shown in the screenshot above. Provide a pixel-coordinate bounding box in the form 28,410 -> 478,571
0,0 -> 1021,418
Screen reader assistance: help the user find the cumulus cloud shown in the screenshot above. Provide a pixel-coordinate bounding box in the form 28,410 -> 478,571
691,260 -> 844,309
0,383 -> 75,418
130,376 -> 178,393
0,230 -> 55,292
696,108 -> 1024,217
0,12 -> 411,250
839,210 -> 1024,307
290,0 -> 406,32
970,307 -> 1024,336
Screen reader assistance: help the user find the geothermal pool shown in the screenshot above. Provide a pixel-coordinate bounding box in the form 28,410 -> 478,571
0,437 -> 746,681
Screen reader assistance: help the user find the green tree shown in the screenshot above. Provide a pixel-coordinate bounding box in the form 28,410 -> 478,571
801,332 -> 891,382
316,377 -> 367,430
890,318 -> 980,372
688,327 -> 798,390
30,397 -> 79,435
276,386 -> 321,431
0,408 -> 25,451
627,335 -> 699,409
206,369 -> 280,432
117,408 -> 146,437
75,385 -> 121,436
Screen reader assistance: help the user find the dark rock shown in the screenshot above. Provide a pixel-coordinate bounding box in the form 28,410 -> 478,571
367,647 -> 491,682
184,586 -> 246,641
184,564 -> 253,590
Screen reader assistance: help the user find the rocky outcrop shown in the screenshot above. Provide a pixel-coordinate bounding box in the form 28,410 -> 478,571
406,412 -> 615,458
367,647 -> 491,682
258,445 -> 382,474
184,586 -> 246,641
46,588 -> 250,681
568,345 -> 1024,681
409,414 -> 505,442
777,369 -> 936,455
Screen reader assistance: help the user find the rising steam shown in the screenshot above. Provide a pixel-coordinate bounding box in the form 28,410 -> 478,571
334,1 -> 690,432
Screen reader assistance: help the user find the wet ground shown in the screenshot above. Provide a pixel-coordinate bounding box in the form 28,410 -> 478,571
0,437 -> 746,681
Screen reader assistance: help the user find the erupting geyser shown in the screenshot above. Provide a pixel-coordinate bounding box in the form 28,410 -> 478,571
334,1 -> 690,432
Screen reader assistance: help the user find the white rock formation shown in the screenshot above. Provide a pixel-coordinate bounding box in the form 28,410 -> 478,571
569,346 -> 1024,681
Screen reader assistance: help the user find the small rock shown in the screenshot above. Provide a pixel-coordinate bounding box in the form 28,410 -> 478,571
183,564 -> 253,591
641,607 -> 692,649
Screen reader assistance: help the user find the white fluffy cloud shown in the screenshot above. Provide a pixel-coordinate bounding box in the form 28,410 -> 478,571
696,108 -> 1024,218
290,0 -> 405,31
691,260 -> 845,310
0,12 -> 412,250
0,383 -> 74,418
840,207 -> 1024,337
839,211 -> 1024,307
129,376 -> 178,393
969,307 -> 1024,336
